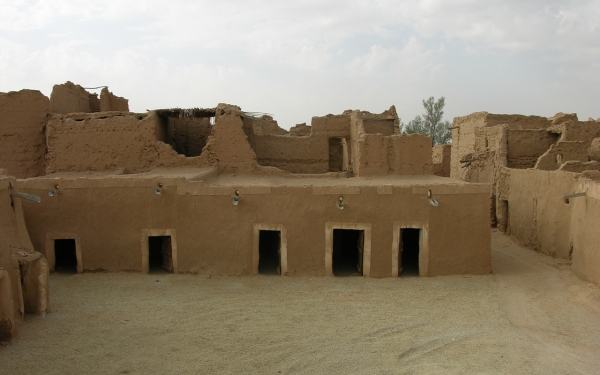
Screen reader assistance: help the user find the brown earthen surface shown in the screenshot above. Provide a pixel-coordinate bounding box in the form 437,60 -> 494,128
0,90 -> 50,178
1,230 -> 599,374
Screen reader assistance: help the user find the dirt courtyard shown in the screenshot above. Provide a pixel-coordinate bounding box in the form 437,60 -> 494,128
2,230 -> 600,375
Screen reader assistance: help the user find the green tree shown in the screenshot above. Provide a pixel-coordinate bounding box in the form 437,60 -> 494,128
402,96 -> 452,146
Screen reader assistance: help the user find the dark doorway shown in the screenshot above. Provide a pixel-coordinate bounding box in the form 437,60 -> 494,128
400,229 -> 420,277
54,239 -> 77,273
259,230 -> 281,275
328,138 -> 344,172
332,229 -> 364,276
148,236 -> 173,273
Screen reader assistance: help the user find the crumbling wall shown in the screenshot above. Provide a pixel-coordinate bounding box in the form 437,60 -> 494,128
571,173 -> 600,286
198,107 -> 258,172
289,123 -> 312,136
45,112 -> 204,174
0,90 -> 50,178
356,133 -> 432,175
432,144 -> 451,177
0,175 -> 49,340
450,112 -> 488,179
246,113 -> 350,174
361,106 -> 400,136
506,129 -> 557,169
51,82 -> 129,114
50,81 -> 93,114
534,141 -> 589,171
559,161 -> 600,173
168,117 -> 212,157
99,87 -> 129,112
248,135 -> 329,173
589,138 -> 600,161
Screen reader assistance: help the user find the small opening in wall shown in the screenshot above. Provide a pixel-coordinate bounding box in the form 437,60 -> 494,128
148,236 -> 173,273
258,230 -> 281,275
328,138 -> 344,172
332,229 -> 364,276
400,229 -> 420,277
54,239 -> 77,273
556,153 -> 563,164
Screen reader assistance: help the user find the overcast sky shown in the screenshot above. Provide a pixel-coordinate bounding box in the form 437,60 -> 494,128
1,0 -> 599,128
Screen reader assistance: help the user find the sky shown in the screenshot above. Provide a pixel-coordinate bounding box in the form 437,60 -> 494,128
1,0 -> 599,129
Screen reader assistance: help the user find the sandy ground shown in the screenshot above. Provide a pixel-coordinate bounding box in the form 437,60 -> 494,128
2,230 -> 600,375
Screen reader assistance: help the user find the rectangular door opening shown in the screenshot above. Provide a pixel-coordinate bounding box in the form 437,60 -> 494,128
54,239 -> 77,273
332,229 -> 364,276
258,230 -> 281,275
328,137 -> 344,172
148,236 -> 173,273
399,229 -> 420,277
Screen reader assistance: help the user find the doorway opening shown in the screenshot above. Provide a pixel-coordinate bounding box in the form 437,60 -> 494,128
399,229 -> 420,277
148,236 -> 173,273
332,229 -> 364,276
328,138 -> 344,172
258,230 -> 281,275
54,239 -> 77,273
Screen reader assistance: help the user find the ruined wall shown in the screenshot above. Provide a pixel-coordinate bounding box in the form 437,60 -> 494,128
499,168 -> 578,258
589,138 -> 600,161
0,175 -> 49,340
50,82 -> 93,114
17,177 -> 491,278
199,111 -> 258,172
506,129 -> 557,169
451,112 -> 552,179
534,141 -> 589,171
248,135 -> 329,174
361,106 -> 400,136
99,87 -> 129,112
356,134 -> 432,176
245,114 -> 350,174
432,144 -> 451,177
571,174 -> 600,286
450,112 -> 488,179
0,90 -> 50,178
45,112 -> 204,174
168,117 -> 212,157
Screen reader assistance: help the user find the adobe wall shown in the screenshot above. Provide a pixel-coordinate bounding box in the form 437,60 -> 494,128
168,117 -> 212,157
497,167 -> 578,258
16,176 -> 491,277
248,134 -> 329,174
45,112 -> 205,174
506,129 -> 557,169
0,90 -> 50,178
0,175 -> 50,340
99,87 -> 129,112
350,111 -> 432,176
570,174 -> 600,286
50,81 -> 93,114
432,144 -> 451,177
451,112 -> 551,179
534,141 -> 590,170
450,112 -> 487,179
